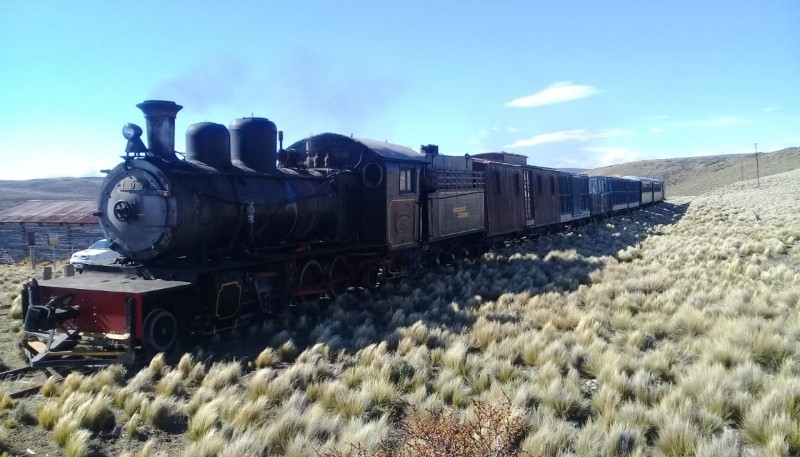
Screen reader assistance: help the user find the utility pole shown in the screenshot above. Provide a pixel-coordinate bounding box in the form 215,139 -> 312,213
754,143 -> 760,188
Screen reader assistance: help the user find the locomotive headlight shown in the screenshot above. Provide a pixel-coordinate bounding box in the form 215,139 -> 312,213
122,123 -> 143,140
123,123 -> 147,154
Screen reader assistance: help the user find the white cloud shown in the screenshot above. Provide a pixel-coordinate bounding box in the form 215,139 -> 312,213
649,127 -> 665,134
582,146 -> 642,167
762,106 -> 780,112
505,82 -> 599,108
505,128 -> 631,148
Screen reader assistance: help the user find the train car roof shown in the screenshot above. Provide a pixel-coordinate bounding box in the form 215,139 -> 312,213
621,175 -> 662,182
291,133 -> 427,164
472,157 -> 559,172
355,137 -> 428,163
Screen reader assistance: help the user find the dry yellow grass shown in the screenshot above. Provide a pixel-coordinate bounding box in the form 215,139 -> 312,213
1,169 -> 800,455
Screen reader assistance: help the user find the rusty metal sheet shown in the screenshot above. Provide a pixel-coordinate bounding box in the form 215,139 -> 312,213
0,200 -> 98,224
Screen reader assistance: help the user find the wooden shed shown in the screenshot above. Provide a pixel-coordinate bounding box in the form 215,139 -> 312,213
0,200 -> 103,262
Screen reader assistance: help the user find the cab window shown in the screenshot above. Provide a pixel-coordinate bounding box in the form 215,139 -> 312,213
399,168 -> 416,193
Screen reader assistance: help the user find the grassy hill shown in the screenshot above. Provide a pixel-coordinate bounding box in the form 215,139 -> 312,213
1,168 -> 800,455
588,147 -> 800,197
0,177 -> 103,211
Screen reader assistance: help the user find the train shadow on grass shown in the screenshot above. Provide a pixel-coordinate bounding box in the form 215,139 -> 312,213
174,200 -> 691,369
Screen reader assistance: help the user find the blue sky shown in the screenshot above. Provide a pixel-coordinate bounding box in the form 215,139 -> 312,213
1,1 -> 798,179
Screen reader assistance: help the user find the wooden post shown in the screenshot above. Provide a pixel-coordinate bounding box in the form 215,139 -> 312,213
754,143 -> 760,188
42,266 -> 52,280
63,264 -> 75,277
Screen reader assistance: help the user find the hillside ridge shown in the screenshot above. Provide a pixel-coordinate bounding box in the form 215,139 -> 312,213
0,147 -> 798,208
588,147 -> 800,196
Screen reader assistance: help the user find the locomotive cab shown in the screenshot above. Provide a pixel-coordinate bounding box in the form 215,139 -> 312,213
289,134 -> 428,250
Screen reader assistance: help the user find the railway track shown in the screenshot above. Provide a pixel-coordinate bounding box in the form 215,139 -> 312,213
0,366 -> 64,399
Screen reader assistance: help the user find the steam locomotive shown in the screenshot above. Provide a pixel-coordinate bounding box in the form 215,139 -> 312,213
20,100 -> 664,367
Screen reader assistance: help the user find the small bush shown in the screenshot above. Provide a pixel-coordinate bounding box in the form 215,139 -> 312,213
322,398 -> 528,457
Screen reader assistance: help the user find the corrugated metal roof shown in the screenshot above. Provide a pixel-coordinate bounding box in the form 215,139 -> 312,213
0,200 -> 98,224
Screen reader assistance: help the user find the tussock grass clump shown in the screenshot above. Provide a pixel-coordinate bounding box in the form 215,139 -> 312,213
142,395 -> 186,432
230,396 -> 271,432
63,429 -> 90,457
604,422 -> 647,456
188,398 -> 226,441
122,390 -> 148,419
36,400 -> 61,430
41,375 -> 60,397
255,347 -> 278,369
9,295 -> 22,319
147,352 -> 167,375
127,366 -> 157,393
262,411 -> 307,452
52,413 -> 80,447
201,361 -> 241,391
655,416 -> 698,456
124,412 -> 141,440
540,380 -> 592,425
177,353 -> 206,386
0,390 -> 14,411
58,372 -> 87,396
694,429 -> 741,457
54,392 -> 116,433
154,369 -> 187,397
85,364 -> 126,392
182,429 -> 225,456
520,415 -> 576,457
248,370 -> 292,407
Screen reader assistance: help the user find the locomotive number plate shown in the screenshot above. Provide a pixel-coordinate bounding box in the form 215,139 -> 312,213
117,177 -> 145,191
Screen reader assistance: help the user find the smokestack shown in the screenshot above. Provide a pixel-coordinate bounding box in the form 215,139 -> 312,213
136,100 -> 183,158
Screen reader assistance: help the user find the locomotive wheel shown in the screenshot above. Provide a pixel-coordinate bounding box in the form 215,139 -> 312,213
361,264 -> 384,290
450,246 -> 470,261
326,256 -> 351,297
143,309 -> 178,353
435,248 -> 453,266
295,260 -> 325,304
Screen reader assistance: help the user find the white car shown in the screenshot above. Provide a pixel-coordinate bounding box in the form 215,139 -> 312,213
69,239 -> 120,270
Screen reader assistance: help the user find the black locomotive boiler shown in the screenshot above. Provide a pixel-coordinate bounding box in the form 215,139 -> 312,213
20,100 -> 663,367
